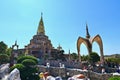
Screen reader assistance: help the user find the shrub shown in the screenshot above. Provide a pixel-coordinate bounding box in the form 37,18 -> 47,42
17,55 -> 38,64
10,64 -> 39,80
10,64 -> 25,79
10,64 -> 25,71
0,54 -> 9,64
11,55 -> 39,80
108,76 -> 120,80
22,59 -> 37,67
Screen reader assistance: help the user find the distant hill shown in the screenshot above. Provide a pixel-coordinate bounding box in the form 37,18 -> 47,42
104,54 -> 120,59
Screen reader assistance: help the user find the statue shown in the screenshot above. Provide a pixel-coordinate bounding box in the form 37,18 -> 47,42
7,68 -> 21,80
77,24 -> 104,64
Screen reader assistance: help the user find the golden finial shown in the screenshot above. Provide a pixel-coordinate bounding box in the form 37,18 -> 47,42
37,12 -> 45,35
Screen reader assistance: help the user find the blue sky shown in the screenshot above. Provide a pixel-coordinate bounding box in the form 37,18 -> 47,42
0,0 -> 120,55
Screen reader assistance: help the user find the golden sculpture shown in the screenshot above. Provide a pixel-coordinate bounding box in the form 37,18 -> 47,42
77,24 -> 104,63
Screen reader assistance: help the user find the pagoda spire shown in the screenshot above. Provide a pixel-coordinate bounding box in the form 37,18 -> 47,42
86,23 -> 90,39
68,49 -> 71,61
15,40 -> 17,45
37,12 -> 45,35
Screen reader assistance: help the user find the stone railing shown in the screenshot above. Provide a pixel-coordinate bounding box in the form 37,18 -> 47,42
88,71 -> 112,80
40,60 -> 82,69
38,65 -> 115,80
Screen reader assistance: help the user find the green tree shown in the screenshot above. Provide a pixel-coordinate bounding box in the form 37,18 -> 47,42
0,54 -> 9,64
88,52 -> 100,64
106,58 -> 120,64
0,41 -> 12,64
81,55 -> 89,61
71,53 -> 78,60
6,47 -> 12,56
0,41 -> 7,54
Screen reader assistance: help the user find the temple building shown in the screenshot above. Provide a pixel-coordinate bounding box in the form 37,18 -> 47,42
25,13 -> 53,59
10,13 -> 64,66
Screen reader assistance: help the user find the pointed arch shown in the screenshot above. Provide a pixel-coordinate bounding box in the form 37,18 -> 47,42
91,34 -> 104,63
77,37 -> 89,62
12,41 -> 19,50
